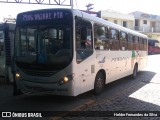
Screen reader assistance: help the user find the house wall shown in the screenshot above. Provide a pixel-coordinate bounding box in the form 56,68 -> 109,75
100,10 -> 135,30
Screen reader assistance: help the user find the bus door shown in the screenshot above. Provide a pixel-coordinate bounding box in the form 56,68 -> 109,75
75,18 -> 94,93
0,30 -> 5,76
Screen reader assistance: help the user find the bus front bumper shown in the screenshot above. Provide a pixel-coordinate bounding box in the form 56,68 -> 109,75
16,79 -> 74,96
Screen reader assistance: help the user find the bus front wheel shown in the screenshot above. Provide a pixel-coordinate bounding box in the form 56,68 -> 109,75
94,72 -> 105,95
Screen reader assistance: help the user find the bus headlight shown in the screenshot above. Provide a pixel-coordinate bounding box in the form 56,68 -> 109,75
59,74 -> 74,85
63,76 -> 69,83
15,73 -> 21,79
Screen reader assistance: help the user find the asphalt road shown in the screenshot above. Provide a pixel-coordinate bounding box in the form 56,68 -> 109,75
0,54 -> 160,120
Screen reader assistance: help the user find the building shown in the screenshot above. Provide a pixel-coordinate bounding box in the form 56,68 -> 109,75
130,11 -> 160,40
98,10 -> 160,40
130,11 -> 160,33
99,10 -> 135,30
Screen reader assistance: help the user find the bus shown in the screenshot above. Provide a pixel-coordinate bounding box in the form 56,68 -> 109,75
13,8 -> 148,96
148,39 -> 160,55
0,22 -> 15,83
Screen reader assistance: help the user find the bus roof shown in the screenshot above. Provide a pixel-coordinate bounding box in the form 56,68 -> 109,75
72,9 -> 147,38
16,8 -> 147,39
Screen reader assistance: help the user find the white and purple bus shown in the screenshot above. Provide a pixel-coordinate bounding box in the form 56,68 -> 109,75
13,8 -> 148,96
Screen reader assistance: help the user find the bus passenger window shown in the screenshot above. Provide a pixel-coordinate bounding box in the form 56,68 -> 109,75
76,19 -> 92,50
133,36 -> 139,50
139,37 -> 143,50
105,27 -> 109,39
81,27 -> 92,49
75,17 -> 93,63
94,24 -> 109,50
109,28 -> 119,50
109,28 -> 118,40
120,32 -> 127,41
143,38 -> 147,51
119,31 -> 127,50
128,34 -> 134,50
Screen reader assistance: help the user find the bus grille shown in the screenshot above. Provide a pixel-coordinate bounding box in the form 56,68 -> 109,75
21,69 -> 57,77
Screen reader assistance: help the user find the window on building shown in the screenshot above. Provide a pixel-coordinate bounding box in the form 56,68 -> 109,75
135,19 -> 140,30
135,19 -> 139,26
143,20 -> 147,24
151,22 -> 156,28
114,20 -> 117,24
123,21 -> 127,27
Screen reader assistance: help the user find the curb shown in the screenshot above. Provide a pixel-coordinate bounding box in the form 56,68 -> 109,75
49,99 -> 96,120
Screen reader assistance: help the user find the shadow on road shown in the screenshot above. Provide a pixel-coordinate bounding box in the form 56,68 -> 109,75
84,71 -> 160,115
0,70 -> 159,117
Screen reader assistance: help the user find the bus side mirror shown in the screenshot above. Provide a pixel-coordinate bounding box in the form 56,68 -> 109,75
81,27 -> 87,40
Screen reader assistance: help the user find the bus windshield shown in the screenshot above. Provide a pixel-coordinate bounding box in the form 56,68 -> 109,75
15,25 -> 72,71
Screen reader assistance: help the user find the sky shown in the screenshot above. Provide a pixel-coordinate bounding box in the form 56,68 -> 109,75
0,0 -> 160,22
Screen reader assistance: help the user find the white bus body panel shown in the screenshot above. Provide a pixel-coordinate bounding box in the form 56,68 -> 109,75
72,50 -> 147,96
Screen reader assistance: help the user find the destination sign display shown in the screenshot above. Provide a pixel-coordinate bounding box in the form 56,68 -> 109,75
22,12 -> 63,21
16,9 -> 72,26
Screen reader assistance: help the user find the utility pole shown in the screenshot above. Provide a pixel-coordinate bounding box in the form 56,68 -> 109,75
86,3 -> 94,13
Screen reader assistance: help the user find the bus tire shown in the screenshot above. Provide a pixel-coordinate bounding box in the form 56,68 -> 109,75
132,64 -> 138,79
94,72 -> 105,95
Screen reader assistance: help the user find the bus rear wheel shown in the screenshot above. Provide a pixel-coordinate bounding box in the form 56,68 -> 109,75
94,72 -> 105,95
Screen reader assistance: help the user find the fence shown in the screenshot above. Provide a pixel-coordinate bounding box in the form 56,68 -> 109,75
135,26 -> 160,33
